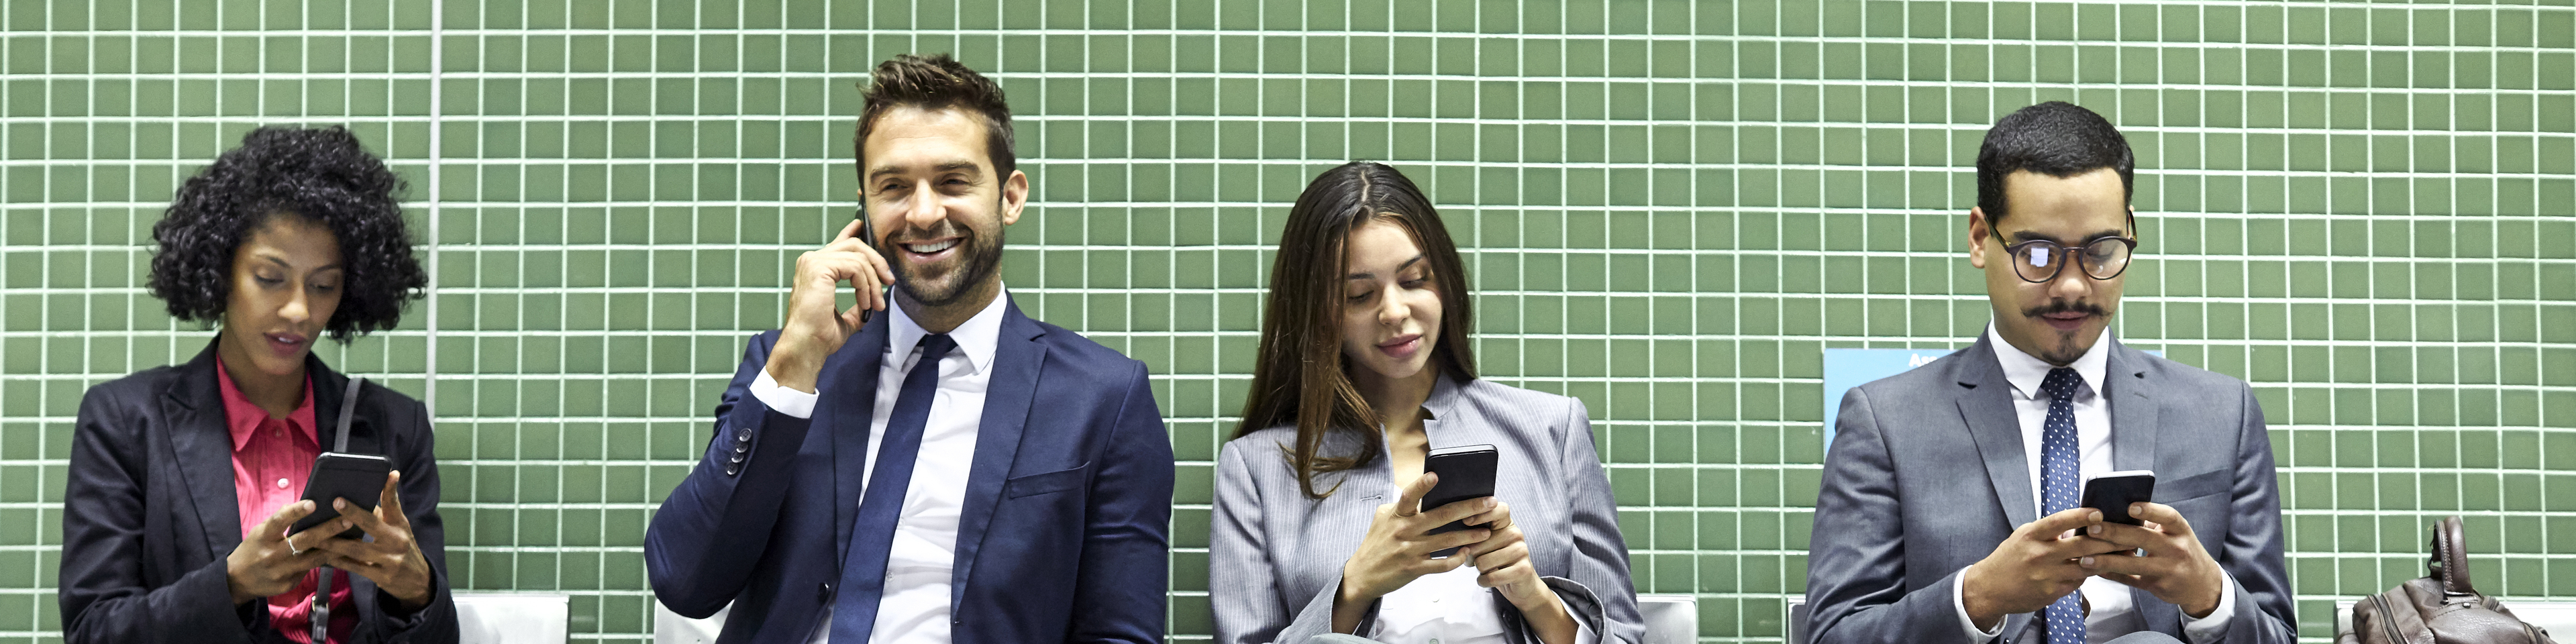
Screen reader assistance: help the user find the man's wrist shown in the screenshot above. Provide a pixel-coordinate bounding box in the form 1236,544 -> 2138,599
1959,564 -> 2004,630
2183,576 -> 2222,619
763,347 -> 822,392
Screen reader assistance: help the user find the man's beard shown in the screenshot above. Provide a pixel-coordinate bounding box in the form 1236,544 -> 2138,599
2020,299 -> 2112,365
879,221 -> 1006,307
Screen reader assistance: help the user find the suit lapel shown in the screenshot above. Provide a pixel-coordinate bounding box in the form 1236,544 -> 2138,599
2103,341 -> 2179,629
1953,336 -> 2039,530
949,300 -> 1047,609
162,341 -> 243,556
828,316 -> 894,564
2106,339 -> 2159,474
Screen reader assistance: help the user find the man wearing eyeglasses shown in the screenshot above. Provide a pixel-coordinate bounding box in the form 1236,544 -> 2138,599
1804,102 -> 2296,644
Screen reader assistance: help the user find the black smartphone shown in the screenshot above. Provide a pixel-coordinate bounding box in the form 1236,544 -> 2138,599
287,452 -> 393,540
2079,470 -> 2157,526
855,211 -> 886,326
1421,443 -> 1498,558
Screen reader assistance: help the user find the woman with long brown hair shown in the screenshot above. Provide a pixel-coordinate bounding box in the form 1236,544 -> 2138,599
1210,162 -> 1641,644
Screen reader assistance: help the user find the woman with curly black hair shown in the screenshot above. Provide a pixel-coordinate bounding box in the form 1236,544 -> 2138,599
59,125 -> 456,644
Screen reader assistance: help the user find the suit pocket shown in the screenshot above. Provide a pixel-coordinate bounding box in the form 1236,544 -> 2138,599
2154,468 -> 2230,504
1004,462 -> 1090,499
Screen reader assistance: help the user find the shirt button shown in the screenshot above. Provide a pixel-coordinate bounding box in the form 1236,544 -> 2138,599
276,478 -> 290,489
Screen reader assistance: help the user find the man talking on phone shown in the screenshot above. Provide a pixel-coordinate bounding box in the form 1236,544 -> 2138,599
1803,102 -> 2296,644
644,53 -> 1174,644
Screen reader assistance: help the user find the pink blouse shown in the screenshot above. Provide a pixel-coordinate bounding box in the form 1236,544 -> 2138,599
216,359 -> 354,643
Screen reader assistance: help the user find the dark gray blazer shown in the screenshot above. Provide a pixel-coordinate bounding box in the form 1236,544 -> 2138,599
1804,335 -> 2296,644
59,341 -> 456,644
1210,376 -> 1643,644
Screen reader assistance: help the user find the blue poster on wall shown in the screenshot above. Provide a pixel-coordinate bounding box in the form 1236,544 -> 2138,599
1821,349 -> 1957,450
1821,346 -> 2160,451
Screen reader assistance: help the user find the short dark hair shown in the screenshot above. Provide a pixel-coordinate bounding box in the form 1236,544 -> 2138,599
853,53 -> 1015,179
1975,101 -> 2134,225
148,125 -> 427,341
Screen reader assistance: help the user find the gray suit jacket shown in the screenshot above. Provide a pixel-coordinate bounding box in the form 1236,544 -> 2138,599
1209,376 -> 1644,644
1804,335 -> 2296,644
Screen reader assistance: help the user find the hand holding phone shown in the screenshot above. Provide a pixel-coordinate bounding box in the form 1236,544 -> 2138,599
288,452 -> 393,540
1421,444 -> 1499,557
768,216 -> 896,391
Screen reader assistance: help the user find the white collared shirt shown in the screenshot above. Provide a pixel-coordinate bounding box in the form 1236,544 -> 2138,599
750,288 -> 1011,644
1951,325 -> 2238,644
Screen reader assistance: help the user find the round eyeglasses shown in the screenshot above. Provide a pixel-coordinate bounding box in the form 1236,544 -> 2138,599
2002,235 -> 2137,283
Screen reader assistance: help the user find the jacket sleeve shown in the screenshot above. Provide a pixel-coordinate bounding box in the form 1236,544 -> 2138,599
1066,361 -> 1176,644
1212,435 -> 1382,644
1530,397 -> 1644,644
1805,386 -> 1989,644
1210,437 -> 1288,644
2206,384 -> 2297,644
645,331 -> 811,617
59,386 -> 258,644
367,394 -> 459,643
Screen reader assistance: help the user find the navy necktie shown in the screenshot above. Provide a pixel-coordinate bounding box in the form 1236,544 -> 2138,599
2038,367 -> 2085,644
830,333 -> 958,644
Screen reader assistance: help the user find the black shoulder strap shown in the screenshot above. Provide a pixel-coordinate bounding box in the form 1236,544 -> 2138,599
333,376 -> 364,453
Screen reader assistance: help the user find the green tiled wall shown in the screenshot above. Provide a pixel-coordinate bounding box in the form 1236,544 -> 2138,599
3,1 -> 2573,642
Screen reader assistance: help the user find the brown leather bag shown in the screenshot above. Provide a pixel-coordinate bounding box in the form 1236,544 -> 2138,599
2340,517 -> 2556,644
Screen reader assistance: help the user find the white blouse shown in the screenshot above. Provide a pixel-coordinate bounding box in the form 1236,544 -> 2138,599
1372,566 -> 1599,644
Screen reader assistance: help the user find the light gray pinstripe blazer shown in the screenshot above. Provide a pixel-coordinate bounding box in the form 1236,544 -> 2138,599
1210,375 -> 1643,644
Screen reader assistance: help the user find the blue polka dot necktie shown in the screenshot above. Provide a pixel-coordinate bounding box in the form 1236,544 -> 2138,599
2039,367 -> 2085,644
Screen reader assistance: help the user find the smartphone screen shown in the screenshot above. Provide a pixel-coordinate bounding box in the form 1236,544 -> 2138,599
287,452 -> 393,540
1421,443 -> 1498,557
2079,470 -> 2157,526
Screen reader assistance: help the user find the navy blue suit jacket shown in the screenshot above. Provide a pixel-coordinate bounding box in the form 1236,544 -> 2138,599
646,297 -> 1174,644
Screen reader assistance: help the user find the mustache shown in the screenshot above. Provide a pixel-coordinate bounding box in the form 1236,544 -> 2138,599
2022,301 -> 2108,319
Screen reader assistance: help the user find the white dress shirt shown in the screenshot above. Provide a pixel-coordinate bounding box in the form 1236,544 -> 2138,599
1952,325 -> 2238,644
749,290 -> 1009,644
